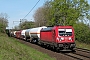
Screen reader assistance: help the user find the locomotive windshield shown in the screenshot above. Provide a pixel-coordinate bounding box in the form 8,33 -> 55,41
58,29 -> 72,36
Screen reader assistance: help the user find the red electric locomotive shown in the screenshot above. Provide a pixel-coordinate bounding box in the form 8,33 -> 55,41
40,26 -> 75,51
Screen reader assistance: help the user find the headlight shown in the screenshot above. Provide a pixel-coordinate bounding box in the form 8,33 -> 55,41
60,37 -> 64,41
69,37 -> 72,40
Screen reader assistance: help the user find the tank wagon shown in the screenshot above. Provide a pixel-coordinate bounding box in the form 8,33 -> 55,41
25,29 -> 31,41
13,31 -> 17,37
10,31 -> 17,37
40,26 -> 75,51
29,26 -> 47,43
21,30 -> 26,40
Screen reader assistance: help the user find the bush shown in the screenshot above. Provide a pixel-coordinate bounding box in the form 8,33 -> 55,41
0,23 -> 5,33
74,23 -> 90,44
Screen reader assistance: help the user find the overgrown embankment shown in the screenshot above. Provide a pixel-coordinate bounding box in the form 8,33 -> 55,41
74,23 -> 90,44
0,33 -> 55,60
76,41 -> 90,50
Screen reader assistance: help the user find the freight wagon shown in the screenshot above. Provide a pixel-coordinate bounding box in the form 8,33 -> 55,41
29,26 -> 47,43
15,30 -> 22,39
21,29 -> 26,40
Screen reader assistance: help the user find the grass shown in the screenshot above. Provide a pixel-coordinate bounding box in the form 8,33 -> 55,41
75,40 -> 90,50
1,33 -> 90,60
0,33 -> 55,60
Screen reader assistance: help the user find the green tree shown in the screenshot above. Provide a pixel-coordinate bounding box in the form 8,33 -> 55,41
19,21 -> 35,29
0,13 -> 8,33
49,0 -> 90,26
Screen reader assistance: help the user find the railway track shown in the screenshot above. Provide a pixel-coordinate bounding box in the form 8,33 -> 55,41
76,47 -> 90,53
15,38 -> 90,60
61,47 -> 90,60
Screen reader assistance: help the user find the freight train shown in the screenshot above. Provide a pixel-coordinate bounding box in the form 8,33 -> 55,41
9,25 -> 76,51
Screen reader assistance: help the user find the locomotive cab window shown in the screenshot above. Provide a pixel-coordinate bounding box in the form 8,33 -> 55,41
58,29 -> 72,36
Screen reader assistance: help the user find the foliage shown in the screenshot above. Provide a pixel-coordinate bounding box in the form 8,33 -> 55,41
19,21 -> 35,30
74,22 -> 90,44
34,0 -> 90,26
14,20 -> 35,30
33,7 -> 48,26
0,13 -> 8,33
49,0 -> 90,26
33,7 -> 45,27
33,1 -> 53,26
0,23 -> 5,33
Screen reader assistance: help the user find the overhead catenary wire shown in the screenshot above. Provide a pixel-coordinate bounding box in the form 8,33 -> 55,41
23,0 -> 40,19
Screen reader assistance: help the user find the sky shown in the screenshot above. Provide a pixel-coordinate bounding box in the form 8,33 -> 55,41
0,0 -> 46,29
0,0 -> 90,29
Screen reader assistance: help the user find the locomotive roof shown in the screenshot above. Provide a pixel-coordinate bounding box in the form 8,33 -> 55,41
41,27 -> 53,31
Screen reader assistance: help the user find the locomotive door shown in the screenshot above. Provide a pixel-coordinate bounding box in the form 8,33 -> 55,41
52,30 -> 56,42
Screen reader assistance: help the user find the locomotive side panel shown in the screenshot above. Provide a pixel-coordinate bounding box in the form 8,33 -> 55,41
40,30 -> 53,42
